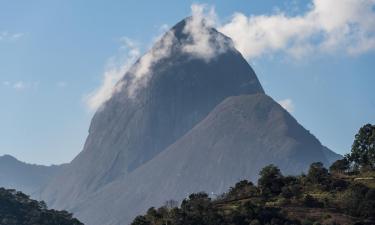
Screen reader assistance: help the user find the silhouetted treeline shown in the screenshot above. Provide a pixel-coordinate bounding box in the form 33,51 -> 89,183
0,188 -> 83,225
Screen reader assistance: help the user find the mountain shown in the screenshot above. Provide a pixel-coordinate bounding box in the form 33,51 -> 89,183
40,17 -> 340,225
41,18 -> 264,210
0,155 -> 64,198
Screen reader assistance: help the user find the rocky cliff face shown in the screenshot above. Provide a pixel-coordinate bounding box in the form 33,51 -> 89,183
40,18 -> 340,225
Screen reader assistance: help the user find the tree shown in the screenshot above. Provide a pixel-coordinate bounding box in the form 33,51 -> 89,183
0,188 -> 83,225
258,164 -> 284,197
164,199 -> 179,209
131,216 -> 151,225
329,158 -> 350,174
307,162 -> 330,185
227,180 -> 258,200
180,192 -> 224,225
346,124 -> 375,170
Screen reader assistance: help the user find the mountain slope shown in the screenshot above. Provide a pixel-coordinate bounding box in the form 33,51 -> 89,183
70,94 -> 333,225
0,155 -> 64,198
322,146 -> 342,164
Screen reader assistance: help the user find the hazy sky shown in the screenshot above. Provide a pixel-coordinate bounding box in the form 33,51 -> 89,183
1,0 -> 374,165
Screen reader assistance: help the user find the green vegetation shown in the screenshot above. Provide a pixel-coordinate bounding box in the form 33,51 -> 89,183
0,188 -> 83,225
131,124 -> 375,225
345,124 -> 375,172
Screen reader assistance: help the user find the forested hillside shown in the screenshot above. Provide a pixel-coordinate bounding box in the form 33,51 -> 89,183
0,187 -> 83,225
131,124 -> 375,225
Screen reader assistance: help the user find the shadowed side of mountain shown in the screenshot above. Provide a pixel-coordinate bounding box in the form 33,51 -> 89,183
71,94 -> 333,225
0,155 -> 65,198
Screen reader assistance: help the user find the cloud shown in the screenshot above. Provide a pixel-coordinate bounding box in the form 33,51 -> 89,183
57,81 -> 67,88
218,0 -> 375,59
182,4 -> 220,60
181,4 -> 233,61
13,81 -> 26,90
278,98 -> 295,113
2,81 -> 39,91
84,37 -> 141,111
0,31 -> 24,41
124,30 -> 177,98
84,23 -> 180,111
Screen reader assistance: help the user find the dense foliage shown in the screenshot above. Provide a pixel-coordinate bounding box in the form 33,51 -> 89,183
131,124 -> 375,225
0,188 -> 83,225
131,161 -> 375,225
345,124 -> 375,171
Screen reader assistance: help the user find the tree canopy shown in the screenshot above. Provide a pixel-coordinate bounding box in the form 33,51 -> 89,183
346,123 -> 375,171
0,188 -> 83,225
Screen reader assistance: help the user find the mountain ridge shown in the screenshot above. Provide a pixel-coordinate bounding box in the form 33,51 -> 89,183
0,154 -> 65,198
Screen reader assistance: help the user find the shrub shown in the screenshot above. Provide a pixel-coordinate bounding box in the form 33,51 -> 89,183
258,165 -> 284,197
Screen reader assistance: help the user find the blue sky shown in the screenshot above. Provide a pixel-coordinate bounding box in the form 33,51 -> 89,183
0,0 -> 374,165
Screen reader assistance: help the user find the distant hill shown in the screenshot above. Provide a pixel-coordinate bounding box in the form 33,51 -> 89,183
0,187 -> 83,225
0,155 -> 65,198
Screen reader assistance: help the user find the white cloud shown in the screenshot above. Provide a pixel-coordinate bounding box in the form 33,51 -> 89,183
181,4 -> 232,61
278,98 -> 295,113
84,25 -> 179,110
182,4 -> 220,60
13,81 -> 26,90
125,30 -> 176,98
57,81 -> 67,88
84,37 -> 141,111
0,31 -> 24,41
2,81 -> 39,91
218,0 -> 375,59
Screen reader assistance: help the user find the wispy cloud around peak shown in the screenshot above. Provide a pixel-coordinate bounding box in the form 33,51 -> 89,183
84,37 -> 141,111
182,4 -> 222,60
124,30 -> 176,98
